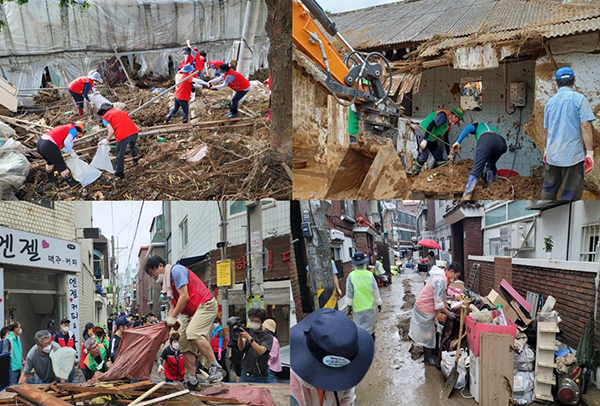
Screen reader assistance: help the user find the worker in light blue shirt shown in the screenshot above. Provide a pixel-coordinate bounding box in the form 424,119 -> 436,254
542,67 -> 595,200
450,122 -> 507,199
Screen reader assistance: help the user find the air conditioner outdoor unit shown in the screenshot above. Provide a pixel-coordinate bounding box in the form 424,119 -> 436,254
510,222 -> 534,250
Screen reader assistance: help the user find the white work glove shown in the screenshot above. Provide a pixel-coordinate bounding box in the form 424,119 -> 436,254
166,316 -> 178,327
419,140 -> 428,151
99,139 -> 109,146
451,142 -> 460,155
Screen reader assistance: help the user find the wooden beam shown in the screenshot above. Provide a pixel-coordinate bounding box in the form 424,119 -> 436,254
134,389 -> 189,406
7,384 -> 73,406
129,381 -> 165,406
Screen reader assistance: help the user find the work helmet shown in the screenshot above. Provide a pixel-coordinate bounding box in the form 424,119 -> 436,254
88,71 -> 103,83
74,121 -> 86,134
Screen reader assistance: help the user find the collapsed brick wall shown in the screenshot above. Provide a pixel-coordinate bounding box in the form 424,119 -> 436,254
471,258 -> 599,350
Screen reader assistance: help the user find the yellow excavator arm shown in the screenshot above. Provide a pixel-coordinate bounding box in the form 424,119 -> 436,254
292,0 -> 402,138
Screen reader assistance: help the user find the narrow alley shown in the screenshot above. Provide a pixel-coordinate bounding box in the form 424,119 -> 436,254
356,268 -> 477,406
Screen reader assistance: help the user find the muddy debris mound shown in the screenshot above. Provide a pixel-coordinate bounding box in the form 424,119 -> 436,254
8,78 -> 290,200
397,315 -> 412,341
409,343 -> 424,360
410,159 -> 543,200
401,279 -> 415,310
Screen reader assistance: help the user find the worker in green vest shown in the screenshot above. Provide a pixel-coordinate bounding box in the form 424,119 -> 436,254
412,107 -> 464,174
82,337 -> 110,380
346,252 -> 382,341
450,122 -> 507,199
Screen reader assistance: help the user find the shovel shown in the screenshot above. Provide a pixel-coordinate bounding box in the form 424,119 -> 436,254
443,306 -> 466,398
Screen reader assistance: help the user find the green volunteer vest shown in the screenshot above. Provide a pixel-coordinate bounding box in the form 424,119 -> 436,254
86,345 -> 109,373
419,110 -> 450,142
351,269 -> 375,313
6,332 -> 22,372
474,123 -> 500,141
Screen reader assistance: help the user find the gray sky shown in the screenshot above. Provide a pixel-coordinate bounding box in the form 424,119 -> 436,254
319,0 -> 398,13
92,202 -> 163,278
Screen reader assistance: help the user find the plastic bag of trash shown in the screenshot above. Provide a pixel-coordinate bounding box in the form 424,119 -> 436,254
66,156 -> 101,187
441,349 -> 468,389
91,144 -> 114,174
514,344 -> 535,371
50,347 -> 77,380
0,138 -> 30,198
514,371 -> 534,394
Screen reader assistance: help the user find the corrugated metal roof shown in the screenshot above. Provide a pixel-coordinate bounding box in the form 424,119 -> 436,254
330,0 -> 600,50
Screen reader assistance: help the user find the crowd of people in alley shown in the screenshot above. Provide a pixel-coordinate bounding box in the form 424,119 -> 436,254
0,256 -> 283,389
36,39 -> 271,186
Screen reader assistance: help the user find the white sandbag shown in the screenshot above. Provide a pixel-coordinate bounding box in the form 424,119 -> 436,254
50,347 -> 76,380
441,349 -> 468,389
66,156 -> 101,187
91,144 -> 114,174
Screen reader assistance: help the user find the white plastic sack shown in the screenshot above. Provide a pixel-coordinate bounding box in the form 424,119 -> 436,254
441,349 -> 468,389
513,371 -> 534,394
66,156 -> 101,187
514,344 -> 535,371
0,138 -> 30,197
50,347 -> 76,380
91,144 -> 114,174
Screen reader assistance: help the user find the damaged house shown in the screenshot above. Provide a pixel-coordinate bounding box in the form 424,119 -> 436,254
293,0 -> 600,200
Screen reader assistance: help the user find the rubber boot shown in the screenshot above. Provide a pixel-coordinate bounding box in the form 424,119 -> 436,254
434,160 -> 447,168
46,170 -> 56,185
64,174 -> 78,187
423,348 -> 437,366
462,175 -> 479,200
411,162 -> 423,175
115,171 -> 125,179
133,158 -> 138,167
485,169 -> 497,188
78,108 -> 84,116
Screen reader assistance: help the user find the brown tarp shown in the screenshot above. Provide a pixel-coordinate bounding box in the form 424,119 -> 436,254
90,322 -> 170,382
200,385 -> 277,406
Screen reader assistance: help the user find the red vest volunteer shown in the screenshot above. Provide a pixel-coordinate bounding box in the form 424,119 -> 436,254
102,108 -> 138,142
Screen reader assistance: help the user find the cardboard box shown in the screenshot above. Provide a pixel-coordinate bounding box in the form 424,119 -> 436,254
486,289 -> 519,323
509,299 -> 532,325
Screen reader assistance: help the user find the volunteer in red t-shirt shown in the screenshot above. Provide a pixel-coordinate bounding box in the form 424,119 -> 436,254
68,71 -> 103,116
208,64 -> 252,118
164,65 -> 206,125
144,256 -> 225,388
97,103 -> 139,179
36,121 -> 86,187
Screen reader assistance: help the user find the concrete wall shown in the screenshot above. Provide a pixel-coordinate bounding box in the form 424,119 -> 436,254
411,59 -> 539,176
469,256 -> 600,352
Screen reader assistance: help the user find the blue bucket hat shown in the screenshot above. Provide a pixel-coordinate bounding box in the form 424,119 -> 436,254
291,308 -> 374,392
556,67 -> 574,81
180,64 -> 194,73
351,251 -> 368,265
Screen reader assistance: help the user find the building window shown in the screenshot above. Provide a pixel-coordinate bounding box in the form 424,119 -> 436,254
580,224 -> 600,262
331,247 -> 341,261
489,238 -> 502,256
229,201 -> 246,216
485,205 -> 506,227
180,218 -> 188,249
156,216 -> 163,231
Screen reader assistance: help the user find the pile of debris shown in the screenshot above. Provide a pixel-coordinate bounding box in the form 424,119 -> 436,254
3,75 -> 291,200
0,380 -> 281,405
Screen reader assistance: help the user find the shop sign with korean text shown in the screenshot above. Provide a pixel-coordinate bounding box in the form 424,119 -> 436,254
0,226 -> 81,272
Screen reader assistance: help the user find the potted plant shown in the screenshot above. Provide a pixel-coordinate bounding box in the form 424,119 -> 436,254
544,235 -> 553,260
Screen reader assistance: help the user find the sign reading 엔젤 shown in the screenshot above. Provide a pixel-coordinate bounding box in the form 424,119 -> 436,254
0,226 -> 81,272
216,259 -> 232,287
66,275 -> 81,353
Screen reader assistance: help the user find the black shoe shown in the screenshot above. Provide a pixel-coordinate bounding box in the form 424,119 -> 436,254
46,170 -> 56,184
164,115 -> 171,125
133,158 -> 138,167
182,119 -> 188,124
115,171 -> 124,179
64,175 -> 78,187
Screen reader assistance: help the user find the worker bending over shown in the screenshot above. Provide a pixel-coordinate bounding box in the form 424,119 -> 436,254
98,103 -> 139,179
208,64 -> 252,119
68,71 -> 102,116
36,121 -> 86,187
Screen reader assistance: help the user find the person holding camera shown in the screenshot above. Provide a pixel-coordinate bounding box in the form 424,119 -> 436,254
236,308 -> 273,383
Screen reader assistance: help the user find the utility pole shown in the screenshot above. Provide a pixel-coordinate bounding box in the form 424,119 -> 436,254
299,201 -> 336,310
110,235 -> 116,314
219,201 -> 230,326
246,201 -> 264,313
238,0 -> 262,78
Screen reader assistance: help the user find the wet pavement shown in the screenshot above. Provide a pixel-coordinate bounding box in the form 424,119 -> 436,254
355,268 -> 478,406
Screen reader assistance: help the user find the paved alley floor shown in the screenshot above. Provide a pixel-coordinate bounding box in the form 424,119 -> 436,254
355,268 -> 478,405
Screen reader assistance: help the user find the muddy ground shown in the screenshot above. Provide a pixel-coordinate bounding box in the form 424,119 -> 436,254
6,75 -> 291,200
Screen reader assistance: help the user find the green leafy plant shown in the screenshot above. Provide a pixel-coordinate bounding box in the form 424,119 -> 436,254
544,235 -> 554,253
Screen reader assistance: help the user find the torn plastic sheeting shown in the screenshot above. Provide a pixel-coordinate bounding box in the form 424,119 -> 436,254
66,156 -> 102,187
180,144 -> 208,163
452,44 -> 499,70
0,0 -> 268,57
200,385 -> 278,406
90,322 -> 170,382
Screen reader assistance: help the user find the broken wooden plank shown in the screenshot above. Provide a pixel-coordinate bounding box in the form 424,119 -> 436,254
129,381 -> 166,406
134,389 -> 189,406
480,333 -> 513,406
7,384 -> 73,406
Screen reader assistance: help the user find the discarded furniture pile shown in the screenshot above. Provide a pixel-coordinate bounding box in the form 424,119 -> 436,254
439,276 -> 596,405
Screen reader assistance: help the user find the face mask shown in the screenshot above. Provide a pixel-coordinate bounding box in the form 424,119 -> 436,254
17,329 -> 22,336
172,343 -> 180,350
213,323 -> 219,329
42,345 -> 52,354
156,274 -> 164,284
249,322 -> 261,331
98,332 -> 104,337
62,326 -> 69,333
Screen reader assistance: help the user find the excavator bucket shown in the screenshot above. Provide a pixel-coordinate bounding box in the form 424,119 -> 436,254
326,136 -> 408,199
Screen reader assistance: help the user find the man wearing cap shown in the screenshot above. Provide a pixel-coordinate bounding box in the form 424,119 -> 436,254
412,107 -> 464,174
164,65 -> 207,125
68,71 -> 103,116
542,67 -> 595,200
36,121 -> 86,187
47,319 -> 57,342
290,308 -> 375,406
97,103 -> 139,179
54,318 -> 76,381
235,308 -> 273,383
346,252 -> 382,341
450,122 -> 508,199
409,262 -> 461,365
208,63 -> 252,118
144,255 -> 225,386
109,316 -> 133,363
